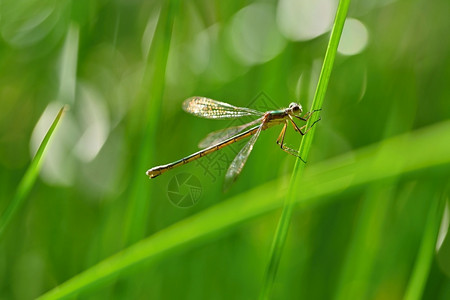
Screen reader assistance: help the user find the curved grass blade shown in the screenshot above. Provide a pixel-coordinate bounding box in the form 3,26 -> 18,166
260,0 -> 351,298
37,120 -> 450,300
0,105 -> 66,238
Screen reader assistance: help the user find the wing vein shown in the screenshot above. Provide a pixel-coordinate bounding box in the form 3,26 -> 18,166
224,123 -> 264,189
183,97 -> 263,119
198,117 -> 263,148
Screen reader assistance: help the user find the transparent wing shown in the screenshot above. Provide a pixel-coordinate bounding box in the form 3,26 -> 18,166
198,117 -> 263,148
223,123 -> 264,190
183,96 -> 263,119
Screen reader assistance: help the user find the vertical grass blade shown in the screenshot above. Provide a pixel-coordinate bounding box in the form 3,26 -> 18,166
0,106 -> 66,238
260,0 -> 351,298
333,182 -> 395,300
404,191 -> 447,300
123,0 -> 180,245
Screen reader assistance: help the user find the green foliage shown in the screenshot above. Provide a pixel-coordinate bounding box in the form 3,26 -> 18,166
261,0 -> 350,298
0,106 -> 66,237
38,119 -> 450,299
404,190 -> 446,300
1,0 -> 450,299
123,0 -> 180,247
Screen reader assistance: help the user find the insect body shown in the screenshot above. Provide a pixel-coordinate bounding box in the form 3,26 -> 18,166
146,97 -> 320,188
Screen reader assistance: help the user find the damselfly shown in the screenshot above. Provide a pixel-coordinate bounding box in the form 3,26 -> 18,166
146,97 -> 320,188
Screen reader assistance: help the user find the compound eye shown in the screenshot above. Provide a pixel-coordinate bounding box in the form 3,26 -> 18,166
290,103 -> 300,113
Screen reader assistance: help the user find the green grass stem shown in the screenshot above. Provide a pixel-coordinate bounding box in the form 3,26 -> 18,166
0,106 -> 66,238
260,0 -> 350,298
123,0 -> 180,245
404,190 -> 447,300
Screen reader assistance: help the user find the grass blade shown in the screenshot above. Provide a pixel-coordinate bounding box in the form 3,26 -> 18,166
0,106 -> 66,238
404,190 -> 447,300
37,120 -> 450,299
123,0 -> 180,245
260,0 -> 351,298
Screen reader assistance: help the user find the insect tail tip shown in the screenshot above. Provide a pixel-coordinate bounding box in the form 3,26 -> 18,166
146,169 -> 158,179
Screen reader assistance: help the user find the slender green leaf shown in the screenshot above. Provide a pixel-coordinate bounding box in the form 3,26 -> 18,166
0,106 -> 66,238
123,0 -> 180,245
260,0 -> 351,298
404,191 -> 447,300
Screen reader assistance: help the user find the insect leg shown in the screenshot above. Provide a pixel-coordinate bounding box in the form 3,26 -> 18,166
276,121 -> 287,146
294,109 -> 322,121
289,115 -> 321,135
276,121 -> 307,163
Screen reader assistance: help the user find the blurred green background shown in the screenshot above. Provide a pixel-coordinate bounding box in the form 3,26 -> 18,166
1,0 -> 450,299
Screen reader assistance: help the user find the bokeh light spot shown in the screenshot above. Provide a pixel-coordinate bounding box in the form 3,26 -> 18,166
338,18 -> 369,56
1,1 -> 59,48
73,86 -> 109,163
277,0 -> 337,41
227,3 -> 286,66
